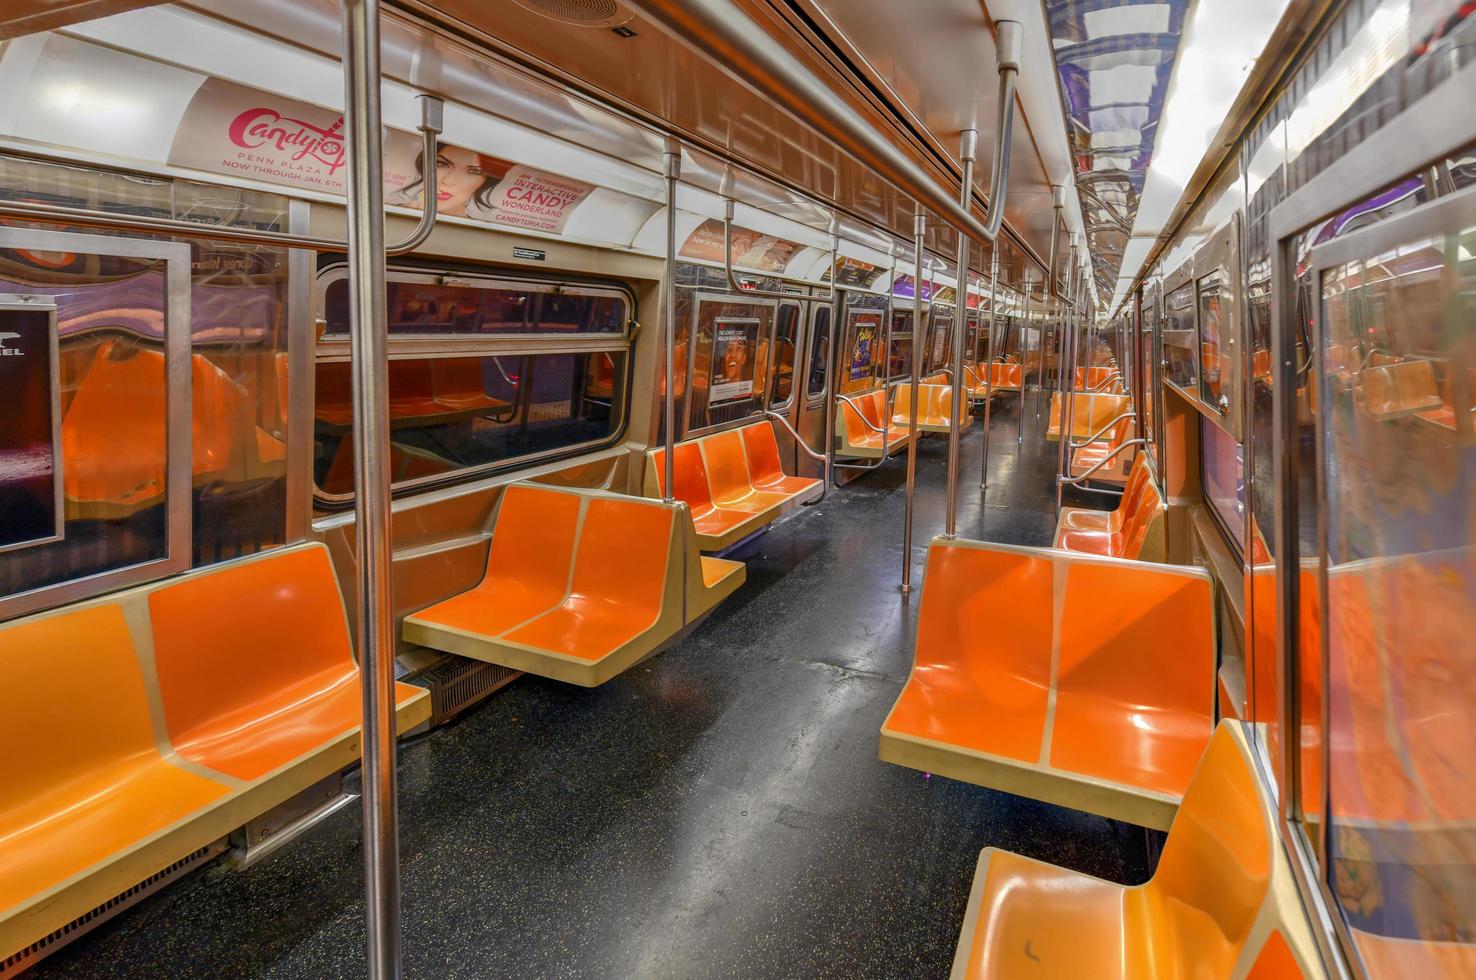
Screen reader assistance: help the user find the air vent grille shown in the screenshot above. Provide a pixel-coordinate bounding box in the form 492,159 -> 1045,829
510,0 -> 632,27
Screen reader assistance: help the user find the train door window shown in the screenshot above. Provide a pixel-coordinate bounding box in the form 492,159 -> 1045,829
1200,415 -> 1245,555
686,295 -> 775,433
314,268 -> 632,502
888,311 -> 912,380
1311,195 -> 1475,970
1162,282 -> 1198,392
1139,292 -> 1157,466
1197,270 -> 1231,414
769,301 -> 800,409
805,304 -> 831,402
0,230 -> 194,616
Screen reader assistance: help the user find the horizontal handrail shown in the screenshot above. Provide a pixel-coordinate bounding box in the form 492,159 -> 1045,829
721,201 -> 837,306
835,392 -> 889,435
1085,370 -> 1123,393
1058,438 -> 1145,485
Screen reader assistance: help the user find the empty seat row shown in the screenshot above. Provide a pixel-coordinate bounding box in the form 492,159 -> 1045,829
1045,391 -> 1131,441
835,387 -> 915,460
644,420 -> 822,551
404,483 -> 744,686
1074,365 -> 1122,392
964,359 -> 1021,396
1054,453 -> 1166,561
314,358 -> 512,428
889,382 -> 974,434
63,342 -> 285,520
948,722 -> 1323,978
0,545 -> 431,964
880,537 -> 1215,830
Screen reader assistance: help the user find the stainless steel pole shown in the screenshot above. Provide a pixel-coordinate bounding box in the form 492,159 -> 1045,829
341,1 -> 398,975
1055,243 -> 1080,510
662,142 -> 680,501
819,217 -> 840,493
1016,280 -> 1034,446
900,206 -> 925,593
980,246 -> 999,495
945,130 -> 976,538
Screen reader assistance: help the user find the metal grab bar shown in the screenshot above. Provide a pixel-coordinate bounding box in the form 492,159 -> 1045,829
1084,370 -> 1123,393
762,411 -> 827,464
625,0 -> 1019,249
1058,438 -> 1146,485
835,392 -> 890,436
1067,410 -> 1135,450
0,96 -> 446,256
721,200 -> 838,307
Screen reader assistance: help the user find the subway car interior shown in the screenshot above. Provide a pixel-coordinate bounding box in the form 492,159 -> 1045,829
0,0 -> 1472,976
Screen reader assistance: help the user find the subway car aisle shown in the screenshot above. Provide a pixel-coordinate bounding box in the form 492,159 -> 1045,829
31,403 -> 1147,980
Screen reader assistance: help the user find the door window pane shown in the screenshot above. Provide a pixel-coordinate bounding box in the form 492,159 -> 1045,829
1163,282 -> 1198,391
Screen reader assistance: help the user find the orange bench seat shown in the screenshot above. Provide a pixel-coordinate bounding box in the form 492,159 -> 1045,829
1054,453 -> 1166,561
1045,391 -> 1130,441
835,387 -> 915,459
1068,413 -> 1136,483
403,483 -> 743,686
0,544 -> 430,965
1361,358 -> 1444,420
890,382 -> 974,434
880,538 -> 1214,829
963,360 -> 1021,398
645,420 -> 821,551
949,723 -> 1321,979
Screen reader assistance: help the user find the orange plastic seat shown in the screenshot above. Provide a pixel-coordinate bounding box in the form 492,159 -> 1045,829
0,605 -> 230,958
1046,391 -> 1130,441
648,441 -> 766,550
741,422 -> 822,497
0,545 -> 431,965
891,383 -> 973,434
880,538 -> 1214,828
405,484 -> 741,686
646,422 -> 820,550
836,387 -> 913,458
148,546 -> 430,782
950,723 -> 1314,979
1054,463 -> 1166,562
1057,452 -> 1153,538
1074,365 -> 1121,391
965,360 -> 1021,398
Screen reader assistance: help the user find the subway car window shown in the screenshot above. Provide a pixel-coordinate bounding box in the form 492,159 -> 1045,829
769,302 -> 799,407
806,304 -> 831,399
314,270 -> 629,500
1317,212 -> 1474,965
1162,282 -> 1197,392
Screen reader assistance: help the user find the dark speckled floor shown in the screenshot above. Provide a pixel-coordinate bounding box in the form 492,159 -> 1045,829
33,395 -> 1156,980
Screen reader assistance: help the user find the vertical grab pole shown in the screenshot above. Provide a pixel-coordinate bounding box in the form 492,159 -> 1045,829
900,206 -> 925,593
1055,242 -> 1080,510
340,0 -> 399,975
662,142 -> 680,502
1015,280 -> 1033,446
945,130 -> 976,538
820,216 -> 840,491
979,246 -> 999,495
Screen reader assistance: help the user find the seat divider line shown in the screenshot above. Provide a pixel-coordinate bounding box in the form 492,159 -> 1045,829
1038,554 -> 1068,767
118,594 -> 245,790
495,493 -> 588,640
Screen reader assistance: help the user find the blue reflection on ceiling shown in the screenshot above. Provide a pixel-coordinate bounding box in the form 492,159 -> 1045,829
1048,0 -> 1188,296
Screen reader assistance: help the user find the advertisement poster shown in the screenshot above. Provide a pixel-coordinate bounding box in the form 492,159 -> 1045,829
930,316 -> 952,367
0,301 -> 62,552
848,312 -> 881,381
171,78 -> 593,234
681,220 -> 799,273
826,257 -> 885,289
709,317 -> 760,405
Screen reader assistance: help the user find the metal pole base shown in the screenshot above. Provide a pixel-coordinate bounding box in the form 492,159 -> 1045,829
899,583 -> 913,594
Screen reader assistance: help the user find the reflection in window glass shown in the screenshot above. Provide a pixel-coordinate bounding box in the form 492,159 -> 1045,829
314,352 -> 623,498
1318,221 -> 1475,974
1198,271 -> 1228,410
1139,296 -> 1157,466
1163,283 -> 1198,391
770,303 -> 799,407
322,276 -> 627,336
1201,415 -> 1245,553
806,306 -> 831,400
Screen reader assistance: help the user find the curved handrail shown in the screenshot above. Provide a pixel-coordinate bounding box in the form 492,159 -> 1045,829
762,411 -> 826,464
1068,410 -> 1135,450
835,392 -> 889,436
1085,370 -> 1123,393
1058,438 -> 1145,485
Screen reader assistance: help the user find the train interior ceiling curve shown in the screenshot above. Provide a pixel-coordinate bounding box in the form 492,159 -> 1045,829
0,0 -> 1473,977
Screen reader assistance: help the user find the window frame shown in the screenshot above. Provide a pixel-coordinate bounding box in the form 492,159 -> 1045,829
311,260 -> 635,506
